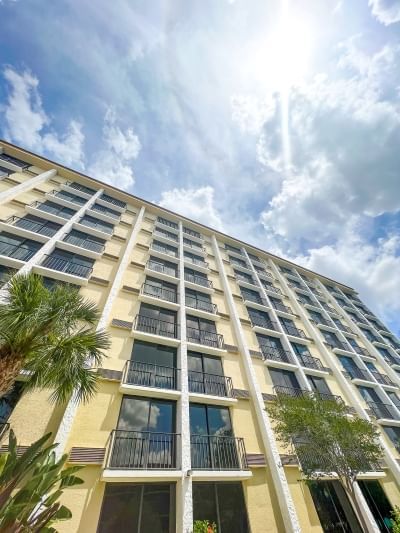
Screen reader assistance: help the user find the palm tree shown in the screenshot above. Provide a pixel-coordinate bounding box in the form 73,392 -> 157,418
0,272 -> 110,403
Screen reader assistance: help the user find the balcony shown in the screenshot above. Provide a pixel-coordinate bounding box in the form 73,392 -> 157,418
47,189 -> 86,207
0,239 -> 38,265
4,215 -> 60,239
371,372 -> 396,387
28,201 -> 75,223
297,353 -> 327,372
146,259 -> 178,280
335,322 -> 352,334
183,238 -> 206,254
274,386 -> 342,404
89,203 -> 121,222
234,272 -> 256,287
121,360 -> 180,398
62,233 -> 105,255
184,255 -> 209,272
185,295 -> 218,317
133,315 -> 178,342
241,294 -> 269,311
106,430 -> 180,471
271,301 -> 294,315
249,315 -> 279,333
189,370 -> 234,401
262,284 -> 283,296
367,402 -> 400,422
344,367 -> 374,384
280,323 -> 307,339
39,254 -> 93,280
157,216 -> 178,231
325,340 -> 349,352
183,227 -> 202,241
100,193 -> 126,210
140,282 -> 178,305
64,181 -> 96,198
186,327 -> 224,352
259,345 -> 295,366
76,216 -> 113,238
184,271 -> 213,291
190,435 -> 248,471
150,241 -> 178,261
351,345 -> 370,357
153,228 -> 179,243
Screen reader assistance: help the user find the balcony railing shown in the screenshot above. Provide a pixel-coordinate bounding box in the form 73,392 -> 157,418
186,327 -> 224,349
297,353 -> 325,371
344,367 -> 373,382
0,239 -> 38,262
371,372 -> 395,387
367,402 -> 399,420
41,255 -> 93,278
147,259 -> 177,278
184,255 -> 209,268
91,203 -> 120,220
185,295 -> 217,314
107,430 -> 179,469
351,345 -> 370,357
324,340 -> 348,351
280,324 -> 306,338
297,296 -> 313,306
188,370 -> 233,397
334,322 -> 352,333
263,284 -> 282,295
184,272 -> 213,288
63,233 -> 105,254
79,217 -> 113,234
242,294 -> 268,307
183,227 -> 202,239
259,345 -> 293,364
157,216 -> 178,230
49,189 -> 86,205
274,386 -> 342,404
141,282 -> 178,303
151,241 -> 178,258
153,228 -> 178,242
249,316 -> 278,331
271,301 -> 293,314
123,360 -> 179,390
65,181 -> 96,196
101,193 -> 126,209
183,239 -> 205,252
8,215 -> 60,237
311,316 -> 334,327
30,201 -> 74,219
190,435 -> 248,470
134,315 -> 178,339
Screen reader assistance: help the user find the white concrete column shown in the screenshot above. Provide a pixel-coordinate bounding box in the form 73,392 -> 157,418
271,262 -> 400,489
176,221 -> 193,533
0,169 -> 57,205
242,249 -> 312,392
53,206 -> 145,458
212,237 -> 301,533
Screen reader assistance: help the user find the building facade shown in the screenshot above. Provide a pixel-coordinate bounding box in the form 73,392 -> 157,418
0,140 -> 400,532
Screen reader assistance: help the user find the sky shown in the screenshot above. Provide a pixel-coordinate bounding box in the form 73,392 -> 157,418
0,0 -> 399,333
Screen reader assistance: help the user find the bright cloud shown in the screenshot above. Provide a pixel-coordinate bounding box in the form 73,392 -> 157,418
2,67 -> 85,167
369,0 -> 400,25
158,186 -> 224,231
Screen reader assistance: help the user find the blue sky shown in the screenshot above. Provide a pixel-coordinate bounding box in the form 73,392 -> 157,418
0,0 -> 399,333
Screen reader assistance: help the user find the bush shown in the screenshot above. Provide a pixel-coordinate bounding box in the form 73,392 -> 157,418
193,519 -> 217,533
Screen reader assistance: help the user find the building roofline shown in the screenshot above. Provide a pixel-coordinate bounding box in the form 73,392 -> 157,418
0,139 -> 355,292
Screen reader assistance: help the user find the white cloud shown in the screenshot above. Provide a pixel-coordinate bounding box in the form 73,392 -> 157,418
158,186 -> 224,231
2,67 -> 85,167
231,94 -> 276,135
88,108 -> 141,190
369,0 -> 400,25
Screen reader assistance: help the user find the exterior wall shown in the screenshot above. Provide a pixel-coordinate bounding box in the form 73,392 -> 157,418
1,141 -> 400,532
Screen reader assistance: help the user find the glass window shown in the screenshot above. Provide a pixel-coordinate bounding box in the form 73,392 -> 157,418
308,376 -> 331,395
383,426 -> 400,449
187,315 -> 216,333
0,382 -> 24,424
359,480 -> 393,532
131,341 -> 176,368
118,396 -> 175,433
269,368 -> 300,389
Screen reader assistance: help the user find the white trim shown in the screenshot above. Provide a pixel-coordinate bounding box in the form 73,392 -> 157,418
0,168 -> 57,205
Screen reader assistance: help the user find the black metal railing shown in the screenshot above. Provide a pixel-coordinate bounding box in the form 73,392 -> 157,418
50,189 -> 86,205
368,402 -> 398,420
249,316 -> 278,331
151,241 -> 178,258
63,233 -> 105,253
188,370 -> 233,397
30,201 -> 74,219
107,430 -> 179,469
235,272 -> 255,285
153,228 -> 178,242
101,193 -> 126,209
79,217 -> 113,234
91,203 -> 120,220
263,284 -> 282,295
141,282 -> 178,303
297,296 -> 313,305
372,372 -> 396,387
65,181 -> 96,195
186,328 -> 224,349
324,340 -> 348,351
0,239 -> 38,262
190,435 -> 248,470
280,323 -> 306,338
230,258 -> 249,270
311,316 -> 333,327
274,386 -> 342,404
183,239 -> 205,252
183,227 -> 202,239
344,367 -> 373,381
259,345 -> 293,364
185,295 -> 217,314
157,216 -> 178,230
271,301 -> 293,314
184,255 -> 209,268
147,259 -> 177,278
297,353 -> 325,371
383,355 -> 400,367
123,360 -> 179,390
334,322 -> 351,333
134,315 -> 178,338
351,345 -> 370,357
41,255 -> 93,278
7,215 -> 60,237
242,294 -> 268,307
184,272 -> 213,288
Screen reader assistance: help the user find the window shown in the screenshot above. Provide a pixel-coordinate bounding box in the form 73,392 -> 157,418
0,165 -> 12,177
0,382 -> 24,426
152,240 -> 178,257
101,193 -> 126,209
185,288 -> 214,313
240,287 -> 262,304
322,330 -> 341,348
193,483 -> 250,533
234,269 -> 253,284
0,265 -> 16,286
91,202 -> 121,219
67,181 -> 96,195
79,215 -> 114,234
183,226 -> 201,239
186,315 -> 220,346
37,200 -> 76,218
149,256 -> 178,277
54,190 -> 86,205
359,481 -> 393,532
383,426 -> 400,450
184,267 -> 211,288
225,243 -> 241,254
184,251 -> 206,266
279,317 -> 303,337
14,214 -> 61,237
0,153 -> 29,168
387,391 -> 400,409
63,229 -> 105,253
248,308 -> 274,329
142,276 -> 177,303
98,483 -> 176,533
357,386 -> 380,404
256,334 -> 289,362
307,376 -> 332,396
157,216 -> 178,230
183,237 -> 202,250
154,226 -> 178,242
0,232 -> 41,261
247,252 -> 261,262
127,341 -> 177,390
188,352 -> 228,397
42,249 -> 94,277
269,368 -> 300,390
136,303 -> 177,338
229,255 -> 247,268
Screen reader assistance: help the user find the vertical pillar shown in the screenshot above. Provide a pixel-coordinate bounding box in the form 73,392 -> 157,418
0,169 -> 57,205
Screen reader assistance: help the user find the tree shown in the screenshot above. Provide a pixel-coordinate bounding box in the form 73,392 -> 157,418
0,273 -> 110,403
0,430 -> 83,532
266,391 -> 384,532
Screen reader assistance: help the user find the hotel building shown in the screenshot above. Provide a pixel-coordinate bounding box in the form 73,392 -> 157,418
0,140 -> 400,532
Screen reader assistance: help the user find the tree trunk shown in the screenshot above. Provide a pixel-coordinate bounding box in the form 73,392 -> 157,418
344,482 -> 373,533
0,348 -> 24,397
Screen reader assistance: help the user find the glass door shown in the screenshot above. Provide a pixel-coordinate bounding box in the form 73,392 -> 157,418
188,352 -> 226,396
